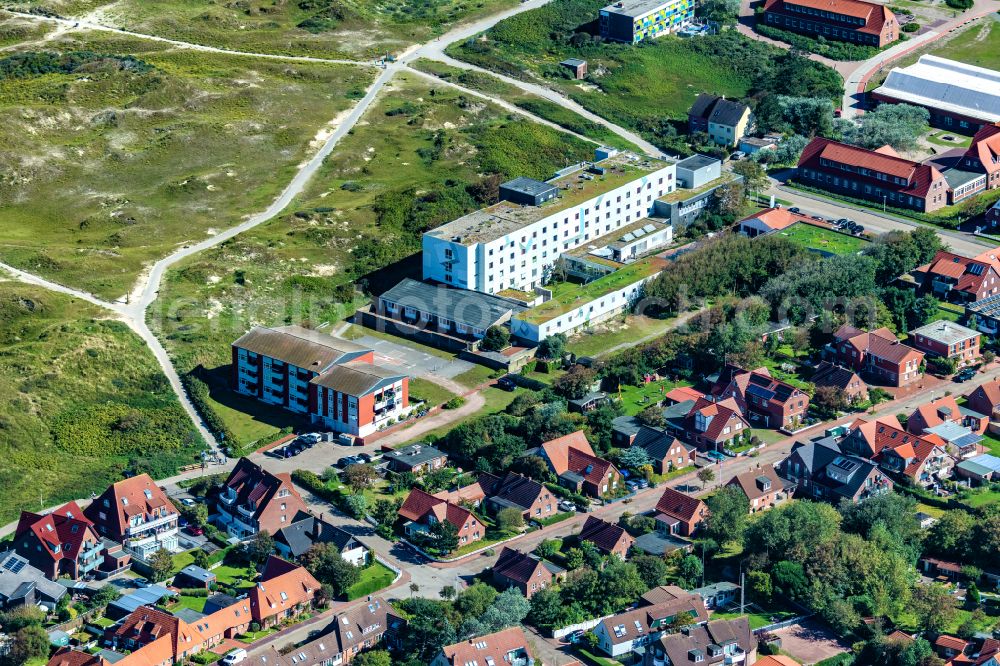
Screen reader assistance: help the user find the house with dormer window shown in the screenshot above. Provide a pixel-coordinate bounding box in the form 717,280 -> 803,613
726,464 -> 789,513
592,590 -> 708,658
84,475 -> 179,561
213,457 -> 308,541
538,431 -> 622,498
14,502 -> 108,580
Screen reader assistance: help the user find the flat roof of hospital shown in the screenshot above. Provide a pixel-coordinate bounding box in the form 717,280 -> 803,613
425,152 -> 671,246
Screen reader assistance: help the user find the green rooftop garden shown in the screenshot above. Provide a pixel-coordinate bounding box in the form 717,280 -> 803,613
657,171 -> 739,204
520,256 -> 664,324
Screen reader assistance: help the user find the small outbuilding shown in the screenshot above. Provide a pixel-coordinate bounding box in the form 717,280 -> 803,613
560,58 -> 588,79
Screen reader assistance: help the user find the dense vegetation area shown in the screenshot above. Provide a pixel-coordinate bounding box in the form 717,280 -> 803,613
153,76 -> 594,448
0,283 -> 203,523
0,30 -> 373,298
755,23 -> 881,60
448,0 -> 842,152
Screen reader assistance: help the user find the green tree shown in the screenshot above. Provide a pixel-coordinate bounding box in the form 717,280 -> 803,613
697,467 -> 716,490
632,554 -> 672,589
677,555 -> 703,588
527,587 -> 567,630
619,446 -> 652,472
455,583 -> 497,618
537,334 -> 567,360
430,519 -> 459,554
353,650 -> 392,666
481,326 -> 510,352
9,625 -> 51,665
244,530 -> 276,567
748,570 -> 773,603
496,507 -> 525,534
344,463 -> 377,493
733,160 -> 769,200
704,486 -> 749,546
191,549 -> 210,569
911,583 -> 958,634
301,543 -> 361,597
535,539 -> 561,560
148,548 -> 174,583
565,547 -> 584,570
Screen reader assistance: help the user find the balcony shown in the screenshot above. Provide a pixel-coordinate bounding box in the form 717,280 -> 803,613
725,648 -> 747,665
126,512 -> 177,536
220,492 -> 237,506
237,504 -> 257,520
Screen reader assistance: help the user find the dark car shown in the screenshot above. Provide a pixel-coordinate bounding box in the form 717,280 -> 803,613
955,368 -> 978,382
789,207 -> 801,214
497,375 -> 517,391
358,453 -> 374,463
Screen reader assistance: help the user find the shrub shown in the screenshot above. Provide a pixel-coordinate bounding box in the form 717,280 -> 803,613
443,397 -> 466,410
901,22 -> 920,32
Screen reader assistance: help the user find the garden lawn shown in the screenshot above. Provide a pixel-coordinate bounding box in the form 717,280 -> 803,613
0,283 -> 203,524
713,602 -> 798,630
614,379 -> 693,416
0,29 -> 373,298
174,595 -> 208,613
980,432 -> 1000,456
776,223 -> 869,255
567,314 -> 682,358
152,73 -> 592,450
346,561 -> 397,600
172,551 -> 196,572
211,564 -> 253,586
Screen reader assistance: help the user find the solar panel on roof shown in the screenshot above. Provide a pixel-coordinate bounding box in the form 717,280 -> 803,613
2,557 -> 25,574
970,264 -> 985,275
748,374 -> 772,387
643,224 -> 657,233
622,233 -> 635,242
746,384 -> 776,401
774,385 -> 793,401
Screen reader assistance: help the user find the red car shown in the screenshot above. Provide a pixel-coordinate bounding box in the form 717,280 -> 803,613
185,525 -> 204,536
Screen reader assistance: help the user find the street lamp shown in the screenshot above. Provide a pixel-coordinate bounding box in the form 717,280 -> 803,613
882,195 -> 887,213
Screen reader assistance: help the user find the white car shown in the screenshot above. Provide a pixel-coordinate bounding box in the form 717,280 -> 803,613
222,649 -> 247,665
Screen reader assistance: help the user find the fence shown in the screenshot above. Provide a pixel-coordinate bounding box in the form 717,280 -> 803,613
49,608 -> 101,635
753,613 -> 812,634
551,614 -> 612,640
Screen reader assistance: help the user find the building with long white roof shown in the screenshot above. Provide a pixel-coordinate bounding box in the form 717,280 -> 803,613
871,55 -> 1000,134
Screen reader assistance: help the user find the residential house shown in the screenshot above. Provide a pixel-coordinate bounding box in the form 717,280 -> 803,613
478,472 -> 556,522
687,94 -> 754,147
921,556 -> 963,582
935,635 -> 972,661
213,457 -> 308,541
492,547 -> 565,599
690,582 -> 741,610
653,617 -> 756,666
737,207 -> 809,238
639,584 -> 702,607
797,137 -> 949,213
653,487 -> 707,537
568,391 -> 608,413
780,436 -> 894,504
912,249 -> 1000,305
966,379 -> 1000,420
909,320 -> 981,368
248,556 -> 321,628
761,0 -> 898,46
383,443 -> 447,475
636,428 -> 697,474
593,591 -> 709,659
712,365 -> 810,430
273,512 -> 369,566
726,464 -> 789,513
753,657 -> 802,666
907,395 -> 987,436
665,386 -> 705,405
810,361 -> 869,403
433,478 -> 489,508
242,597 -> 404,666
0,550 -> 67,610
397,488 -> 483,547
84,474 -> 180,561
841,417 -> 954,486
539,431 -> 622,498
960,122 -> 1000,188
578,516 -> 635,559
682,397 -> 751,452
14,502 -> 106,580
231,325 -> 410,438
829,324 -> 924,387
430,627 -> 537,666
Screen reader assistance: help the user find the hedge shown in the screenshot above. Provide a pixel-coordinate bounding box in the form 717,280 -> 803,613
182,371 -> 240,452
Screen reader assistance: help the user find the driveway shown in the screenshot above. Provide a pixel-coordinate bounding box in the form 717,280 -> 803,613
773,619 -> 852,664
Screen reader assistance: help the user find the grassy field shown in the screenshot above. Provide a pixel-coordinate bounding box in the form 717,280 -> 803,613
2,0 -> 520,60
408,377 -> 460,408
566,313 -> 681,357
0,281 -> 203,523
776,223 -> 869,255
152,73 -> 592,446
0,26 -> 373,298
930,18 -> 1000,71
614,379 -> 693,416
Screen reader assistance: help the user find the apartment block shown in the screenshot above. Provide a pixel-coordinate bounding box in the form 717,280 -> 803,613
761,0 -> 898,46
599,0 -> 694,43
84,475 -> 179,561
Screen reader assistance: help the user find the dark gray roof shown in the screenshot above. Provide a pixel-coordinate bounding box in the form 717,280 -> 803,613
676,154 -> 718,171
177,565 -> 215,583
613,415 -> 643,437
481,472 -> 545,512
708,98 -> 750,128
689,93 -> 720,119
501,176 -> 559,199
634,532 -> 692,556
204,593 -> 239,615
379,278 -> 525,330
274,512 -> 362,559
942,168 -> 985,189
561,58 -> 587,67
634,427 -> 690,461
569,391 -> 607,407
811,361 -> 862,391
0,551 -> 66,604
173,608 -> 206,624
310,361 -> 405,396
384,443 -> 446,469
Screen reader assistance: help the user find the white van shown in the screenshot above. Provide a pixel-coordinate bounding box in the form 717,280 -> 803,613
222,649 -> 248,665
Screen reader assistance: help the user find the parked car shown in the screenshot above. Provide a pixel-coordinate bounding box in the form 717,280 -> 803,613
853,225 -> 865,235
497,375 -> 517,391
566,630 -> 585,644
730,151 -> 746,161
636,479 -> 649,489
626,480 -> 640,492
789,207 -> 801,214
955,368 -> 978,382
222,649 -> 248,665
358,453 -> 374,463
558,500 -> 576,512
185,525 -> 204,536
181,498 -> 195,507
337,456 -> 362,469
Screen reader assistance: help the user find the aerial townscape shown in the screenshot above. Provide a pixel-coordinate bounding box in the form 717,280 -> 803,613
6,0 -> 1000,664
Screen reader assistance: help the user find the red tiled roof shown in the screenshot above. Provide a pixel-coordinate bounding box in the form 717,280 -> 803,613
84,474 -> 176,539
665,386 -> 706,404
438,627 -> 533,666
541,431 -> 594,474
566,447 -> 616,486
249,557 -> 320,622
935,635 -> 971,652
739,207 -> 805,232
578,516 -> 634,554
834,324 -> 923,365
685,396 -> 749,442
16,501 -> 101,567
964,123 -> 1000,175
655,487 -> 706,524
968,379 -> 1000,412
908,395 -> 962,433
398,488 -> 474,533
799,137 -> 943,198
